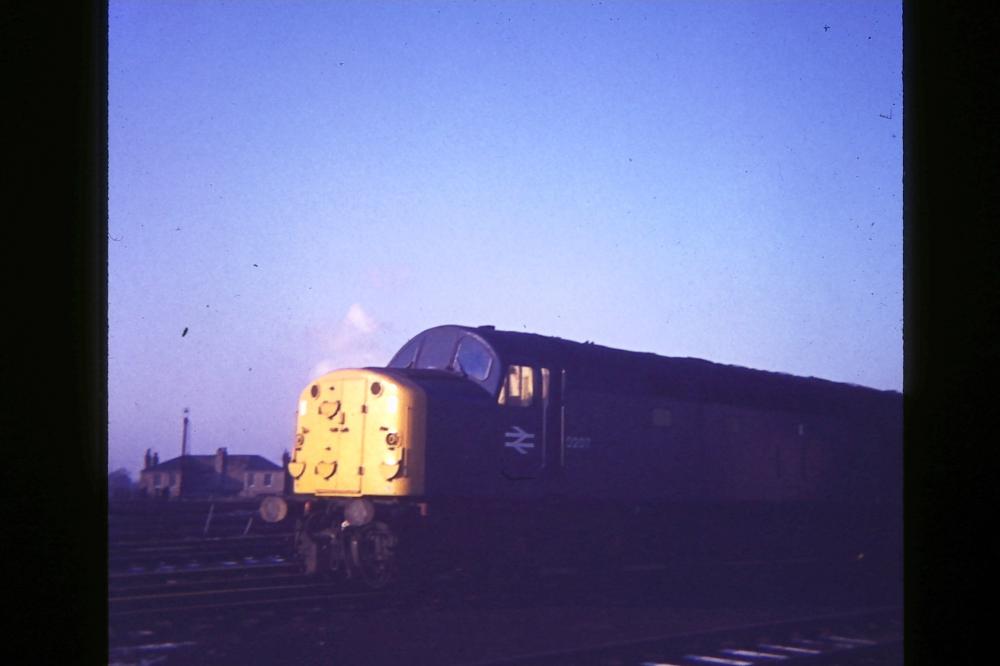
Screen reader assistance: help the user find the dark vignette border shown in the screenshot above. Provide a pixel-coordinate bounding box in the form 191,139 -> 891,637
5,1 -> 108,662
904,2 -> 996,665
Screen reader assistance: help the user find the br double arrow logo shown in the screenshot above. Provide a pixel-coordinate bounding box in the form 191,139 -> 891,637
504,425 -> 535,455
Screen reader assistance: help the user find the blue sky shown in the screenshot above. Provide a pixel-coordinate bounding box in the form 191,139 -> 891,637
109,0 -> 902,474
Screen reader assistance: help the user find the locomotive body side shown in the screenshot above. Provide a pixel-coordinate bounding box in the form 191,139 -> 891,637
271,324 -> 901,587
436,328 -> 899,569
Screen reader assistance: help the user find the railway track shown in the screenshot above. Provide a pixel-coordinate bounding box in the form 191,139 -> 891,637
109,499 -> 291,541
108,586 -> 393,666
464,607 -> 902,666
110,573 -> 385,617
109,559 -> 300,594
109,567 -> 899,666
109,500 -> 297,577
109,533 -> 295,573
107,501 -> 900,665
109,554 -> 394,663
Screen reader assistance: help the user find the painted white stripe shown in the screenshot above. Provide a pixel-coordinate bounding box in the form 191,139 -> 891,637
682,656 -> 754,666
719,648 -> 789,659
132,642 -> 198,651
758,643 -> 823,655
826,635 -> 877,646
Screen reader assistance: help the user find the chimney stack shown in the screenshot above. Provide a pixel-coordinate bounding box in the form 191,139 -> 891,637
214,447 -> 227,475
181,408 -> 190,457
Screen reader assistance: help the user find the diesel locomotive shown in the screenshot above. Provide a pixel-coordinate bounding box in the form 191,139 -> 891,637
260,324 -> 902,589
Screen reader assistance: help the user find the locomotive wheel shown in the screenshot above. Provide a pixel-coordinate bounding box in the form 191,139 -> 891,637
297,511 -> 340,576
347,521 -> 398,589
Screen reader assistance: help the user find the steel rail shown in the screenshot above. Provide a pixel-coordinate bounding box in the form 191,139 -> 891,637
109,586 -> 389,619
458,606 -> 902,666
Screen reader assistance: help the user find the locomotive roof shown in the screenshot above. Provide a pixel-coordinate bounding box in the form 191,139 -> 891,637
410,324 -> 900,416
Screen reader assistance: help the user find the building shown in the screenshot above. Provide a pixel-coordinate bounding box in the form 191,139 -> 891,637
107,468 -> 135,501
137,447 -> 286,499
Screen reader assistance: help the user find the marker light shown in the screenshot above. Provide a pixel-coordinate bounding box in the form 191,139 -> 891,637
385,395 -> 398,414
299,400 -> 307,416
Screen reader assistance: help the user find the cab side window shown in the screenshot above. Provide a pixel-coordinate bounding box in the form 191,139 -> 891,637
498,365 -> 534,407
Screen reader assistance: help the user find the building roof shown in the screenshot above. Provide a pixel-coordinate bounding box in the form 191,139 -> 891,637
144,454 -> 282,473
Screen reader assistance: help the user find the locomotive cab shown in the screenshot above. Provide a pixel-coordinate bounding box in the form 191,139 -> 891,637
273,326 -> 521,586
288,326 -> 510,500
386,326 -> 564,484
287,325 -> 568,508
